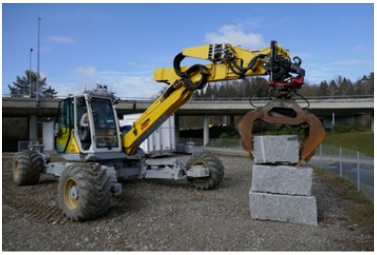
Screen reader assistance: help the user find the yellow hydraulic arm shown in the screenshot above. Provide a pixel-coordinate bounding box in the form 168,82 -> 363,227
122,40 -> 324,165
123,79 -> 195,155
123,41 -> 293,155
153,43 -> 276,84
123,43 -> 279,155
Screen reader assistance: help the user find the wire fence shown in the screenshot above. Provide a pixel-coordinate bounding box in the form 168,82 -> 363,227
203,138 -> 374,204
313,144 -> 374,204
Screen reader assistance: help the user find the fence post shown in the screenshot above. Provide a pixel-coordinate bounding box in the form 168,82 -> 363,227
357,151 -> 360,192
339,146 -> 343,177
319,144 -> 323,170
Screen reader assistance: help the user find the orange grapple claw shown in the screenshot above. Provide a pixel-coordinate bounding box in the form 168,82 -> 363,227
238,98 -> 325,165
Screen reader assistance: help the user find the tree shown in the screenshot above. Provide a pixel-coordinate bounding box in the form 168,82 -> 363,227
336,76 -> 354,96
298,81 -> 319,97
317,81 -> 328,96
355,72 -> 374,95
8,70 -> 58,98
250,77 -> 268,97
42,85 -> 58,98
328,80 -> 338,98
204,83 -> 214,99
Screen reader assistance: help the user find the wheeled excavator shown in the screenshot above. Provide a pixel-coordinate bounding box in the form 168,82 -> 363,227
11,40 -> 325,221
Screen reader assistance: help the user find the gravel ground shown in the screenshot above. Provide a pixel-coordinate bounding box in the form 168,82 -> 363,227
2,152 -> 374,251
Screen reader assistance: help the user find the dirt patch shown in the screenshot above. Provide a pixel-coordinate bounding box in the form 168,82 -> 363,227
2,152 -> 373,251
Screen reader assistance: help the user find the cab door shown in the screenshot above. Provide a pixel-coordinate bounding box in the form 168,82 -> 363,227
55,98 -> 73,153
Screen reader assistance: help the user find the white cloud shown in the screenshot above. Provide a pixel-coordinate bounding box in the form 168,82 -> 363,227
353,44 -> 366,52
74,66 -> 97,77
57,69 -> 168,99
53,81 -> 83,97
305,69 -> 331,84
330,59 -> 371,66
97,70 -> 163,99
303,57 -> 373,84
204,23 -> 265,49
48,36 -> 75,44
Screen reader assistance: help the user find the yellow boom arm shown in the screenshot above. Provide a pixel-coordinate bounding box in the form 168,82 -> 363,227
123,80 -> 194,155
153,43 -> 280,84
123,41 -> 304,156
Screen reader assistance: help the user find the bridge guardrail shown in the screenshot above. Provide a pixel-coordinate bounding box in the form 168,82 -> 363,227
2,94 -> 374,101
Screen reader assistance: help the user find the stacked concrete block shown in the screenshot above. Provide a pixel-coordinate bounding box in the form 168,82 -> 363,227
253,135 -> 300,164
249,135 -> 318,226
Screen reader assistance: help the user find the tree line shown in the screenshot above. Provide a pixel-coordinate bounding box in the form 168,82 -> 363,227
7,70 -> 373,99
192,72 -> 374,99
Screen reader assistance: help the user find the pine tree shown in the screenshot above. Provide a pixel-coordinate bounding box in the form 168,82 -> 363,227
356,72 -> 374,95
318,81 -> 329,96
8,70 -> 58,98
328,80 -> 338,98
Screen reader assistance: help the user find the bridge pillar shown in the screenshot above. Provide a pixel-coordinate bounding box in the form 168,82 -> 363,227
371,114 -> 374,132
203,115 -> 209,146
230,115 -> 235,127
42,121 -> 55,150
29,115 -> 38,141
174,115 -> 180,142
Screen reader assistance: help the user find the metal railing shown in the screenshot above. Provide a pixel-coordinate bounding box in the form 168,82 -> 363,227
2,94 -> 374,101
189,95 -> 374,101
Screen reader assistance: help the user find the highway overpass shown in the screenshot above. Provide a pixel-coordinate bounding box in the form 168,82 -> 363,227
2,96 -> 374,150
2,96 -> 374,117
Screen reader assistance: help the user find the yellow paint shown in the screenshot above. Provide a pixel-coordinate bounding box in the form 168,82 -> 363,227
153,43 -> 292,85
56,128 -> 80,153
67,135 -> 80,153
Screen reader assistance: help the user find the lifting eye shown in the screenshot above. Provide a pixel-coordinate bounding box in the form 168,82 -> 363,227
293,56 -> 302,67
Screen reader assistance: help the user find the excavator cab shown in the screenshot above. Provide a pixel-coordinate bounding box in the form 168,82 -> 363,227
55,85 -> 121,154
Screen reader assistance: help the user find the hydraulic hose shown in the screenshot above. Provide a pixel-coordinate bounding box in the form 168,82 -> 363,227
226,55 -> 266,77
173,53 -> 209,90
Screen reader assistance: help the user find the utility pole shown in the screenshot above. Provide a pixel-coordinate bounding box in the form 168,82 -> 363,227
36,16 -> 41,107
29,48 -> 33,97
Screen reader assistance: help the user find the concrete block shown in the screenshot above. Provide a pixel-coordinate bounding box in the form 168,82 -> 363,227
253,135 -> 299,164
251,165 -> 313,196
249,192 -> 318,226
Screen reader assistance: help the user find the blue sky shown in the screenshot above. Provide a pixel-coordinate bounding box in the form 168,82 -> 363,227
2,3 -> 374,98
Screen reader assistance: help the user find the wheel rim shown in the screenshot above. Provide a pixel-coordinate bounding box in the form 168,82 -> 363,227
192,161 -> 209,183
13,160 -> 19,179
64,177 -> 79,210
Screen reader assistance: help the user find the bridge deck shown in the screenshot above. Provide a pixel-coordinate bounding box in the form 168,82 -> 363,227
2,96 -> 374,117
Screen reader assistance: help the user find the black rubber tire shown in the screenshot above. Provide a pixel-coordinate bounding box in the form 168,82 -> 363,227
12,151 -> 43,185
58,162 -> 112,222
185,152 -> 225,190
